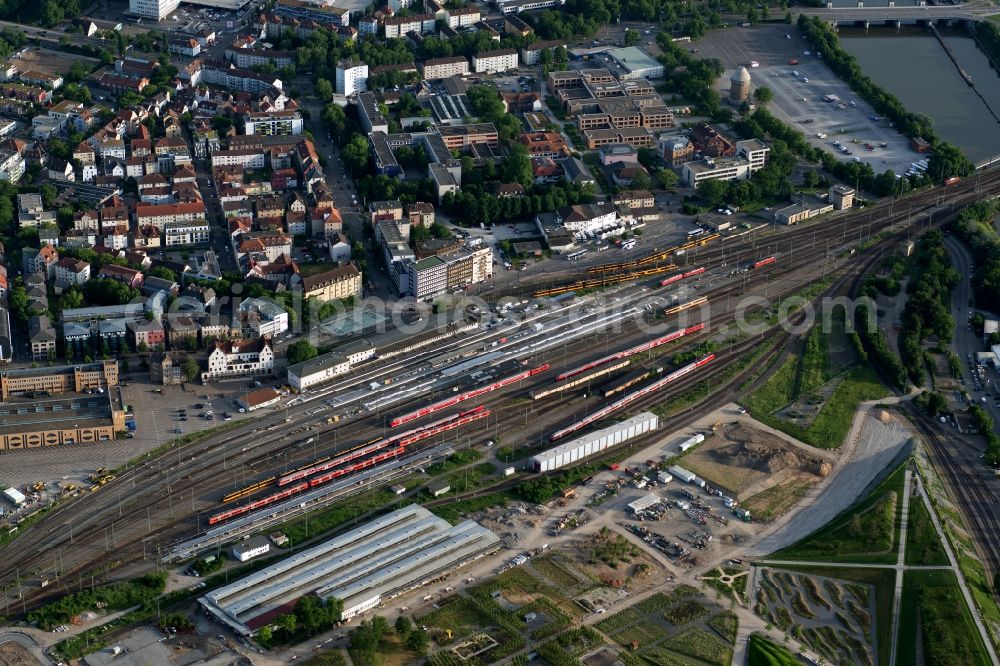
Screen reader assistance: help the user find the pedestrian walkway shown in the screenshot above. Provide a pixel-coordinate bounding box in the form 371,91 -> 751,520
888,468 -> 912,666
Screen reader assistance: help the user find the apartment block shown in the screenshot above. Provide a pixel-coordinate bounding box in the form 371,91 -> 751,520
243,110 -> 304,136
472,49 -> 518,74
421,56 -> 469,80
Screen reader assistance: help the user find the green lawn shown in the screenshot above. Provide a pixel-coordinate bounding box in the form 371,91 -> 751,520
747,634 -> 800,665
428,492 -> 509,523
897,569 -> 991,666
744,363 -> 888,449
904,497 -> 948,566
741,321 -> 888,450
771,462 -> 906,564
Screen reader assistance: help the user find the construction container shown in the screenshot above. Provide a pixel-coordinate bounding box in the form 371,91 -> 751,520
678,433 -> 705,452
666,465 -> 696,484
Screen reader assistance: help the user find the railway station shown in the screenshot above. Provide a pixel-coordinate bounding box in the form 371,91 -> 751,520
199,506 -> 500,634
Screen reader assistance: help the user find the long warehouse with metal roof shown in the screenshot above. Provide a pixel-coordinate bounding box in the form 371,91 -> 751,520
199,506 -> 500,634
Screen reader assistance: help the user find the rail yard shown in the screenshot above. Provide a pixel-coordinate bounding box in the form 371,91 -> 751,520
0,170 -> 999,666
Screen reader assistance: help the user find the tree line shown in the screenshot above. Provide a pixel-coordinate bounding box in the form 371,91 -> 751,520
441,181 -> 595,228
949,199 -> 1000,313
895,231 -> 959,386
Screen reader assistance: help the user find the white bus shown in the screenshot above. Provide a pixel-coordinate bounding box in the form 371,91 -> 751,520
567,249 -> 588,261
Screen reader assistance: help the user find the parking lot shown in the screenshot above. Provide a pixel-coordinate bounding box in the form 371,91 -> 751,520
694,24 -> 922,175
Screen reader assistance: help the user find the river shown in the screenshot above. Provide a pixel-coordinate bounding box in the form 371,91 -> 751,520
839,26 -> 1000,164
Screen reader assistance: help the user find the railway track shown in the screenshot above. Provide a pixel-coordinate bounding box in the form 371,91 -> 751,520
907,406 -> 1000,577
2,174 -> 998,610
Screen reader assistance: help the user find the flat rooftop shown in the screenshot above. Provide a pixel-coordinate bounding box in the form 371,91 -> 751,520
605,46 -> 661,73
0,392 -> 118,434
199,506 -> 499,634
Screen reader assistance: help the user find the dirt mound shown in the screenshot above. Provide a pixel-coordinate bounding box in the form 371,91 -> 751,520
707,424 -> 827,476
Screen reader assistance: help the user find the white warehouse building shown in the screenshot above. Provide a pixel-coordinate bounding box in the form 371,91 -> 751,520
531,411 -> 659,472
199,506 -> 500,634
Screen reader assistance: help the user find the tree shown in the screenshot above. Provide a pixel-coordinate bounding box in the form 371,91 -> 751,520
60,287 -> 85,311
405,627 -> 429,653
847,513 -> 863,538
623,29 -> 640,46
295,595 -> 328,634
321,104 -> 349,145
82,278 -> 139,306
753,86 -> 773,104
697,179 -> 729,208
502,144 -> 533,189
257,626 -> 273,643
394,615 -> 411,639
630,169 -> 652,192
211,114 -> 233,135
315,78 -> 333,100
342,134 -> 371,176
746,7 -> 759,24
656,168 -> 679,190
40,183 -> 58,208
182,357 -> 200,382
277,613 -> 298,635
286,340 -> 319,365
927,141 -> 974,184
147,266 -> 177,282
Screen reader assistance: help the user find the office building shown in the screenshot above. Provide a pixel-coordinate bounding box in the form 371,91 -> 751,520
129,0 -> 180,20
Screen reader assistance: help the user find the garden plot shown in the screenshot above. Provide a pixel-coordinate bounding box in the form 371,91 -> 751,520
680,421 -> 830,499
595,587 -> 735,665
753,567 -> 876,666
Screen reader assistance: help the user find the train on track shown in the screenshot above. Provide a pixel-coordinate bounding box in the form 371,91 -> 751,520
660,266 -> 706,287
208,407 -> 491,525
664,297 -> 709,315
750,256 -> 777,269
390,365 -> 549,427
549,354 -> 716,442
532,263 -> 678,298
588,235 -> 720,274
556,324 -> 705,381
531,360 -> 631,401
